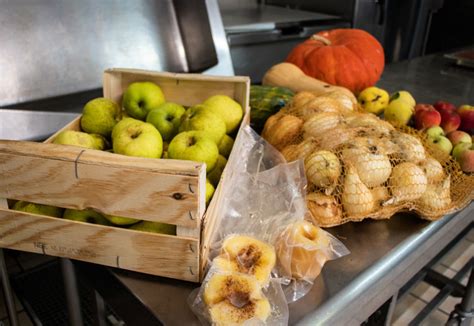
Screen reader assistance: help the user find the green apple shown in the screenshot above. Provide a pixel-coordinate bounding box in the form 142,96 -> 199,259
122,82 -> 165,120
53,130 -> 107,150
427,135 -> 453,155
218,135 -> 234,158
168,131 -> 219,172
452,142 -> 471,161
103,214 -> 140,226
146,102 -> 185,141
206,179 -> 215,205
426,126 -> 445,138
129,221 -> 176,235
390,90 -> 416,107
12,201 -> 63,217
80,98 -> 121,137
207,155 -> 227,187
384,99 -> 414,126
63,209 -> 112,225
112,118 -> 163,158
179,105 -> 226,143
203,95 -> 243,134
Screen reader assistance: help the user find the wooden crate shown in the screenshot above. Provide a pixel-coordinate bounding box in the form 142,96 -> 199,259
0,69 -> 250,282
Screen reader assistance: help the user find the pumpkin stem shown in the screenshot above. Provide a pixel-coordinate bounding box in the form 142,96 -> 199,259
311,35 -> 331,46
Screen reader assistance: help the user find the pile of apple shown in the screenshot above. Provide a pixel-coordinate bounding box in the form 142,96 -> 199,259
14,81 -> 243,233
358,87 -> 473,173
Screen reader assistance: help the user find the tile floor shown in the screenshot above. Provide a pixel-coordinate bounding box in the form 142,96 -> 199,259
0,230 -> 471,325
392,228 -> 474,325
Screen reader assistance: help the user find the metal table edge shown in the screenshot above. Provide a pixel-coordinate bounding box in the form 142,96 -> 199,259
296,202 -> 474,325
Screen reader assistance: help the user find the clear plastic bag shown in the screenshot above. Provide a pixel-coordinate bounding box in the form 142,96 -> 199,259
189,265 -> 289,326
189,126 -> 349,324
275,219 -> 350,302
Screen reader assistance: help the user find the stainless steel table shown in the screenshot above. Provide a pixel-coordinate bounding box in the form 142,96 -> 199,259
89,205 -> 469,325
85,52 -> 474,325
2,51 -> 473,325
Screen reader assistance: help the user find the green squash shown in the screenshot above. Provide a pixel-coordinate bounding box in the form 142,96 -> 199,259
250,85 -> 294,133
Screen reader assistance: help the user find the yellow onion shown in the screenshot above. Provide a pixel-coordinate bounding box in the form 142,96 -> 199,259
291,91 -> 316,109
342,164 -> 375,216
303,112 -> 342,139
305,150 -> 341,190
317,89 -> 356,112
341,140 -> 392,187
418,157 -> 445,183
389,162 -> 427,202
262,113 -> 303,150
390,132 -> 426,163
418,176 -> 451,211
306,192 -> 342,226
290,96 -> 345,119
371,186 -> 391,207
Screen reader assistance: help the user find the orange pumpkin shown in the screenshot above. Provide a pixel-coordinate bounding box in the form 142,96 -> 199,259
286,29 -> 384,94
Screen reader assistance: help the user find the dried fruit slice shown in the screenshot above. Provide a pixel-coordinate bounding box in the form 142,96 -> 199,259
209,298 -> 271,326
203,273 -> 271,325
275,221 -> 331,279
214,235 -> 276,286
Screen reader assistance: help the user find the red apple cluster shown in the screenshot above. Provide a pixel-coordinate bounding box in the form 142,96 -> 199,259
414,101 -> 473,135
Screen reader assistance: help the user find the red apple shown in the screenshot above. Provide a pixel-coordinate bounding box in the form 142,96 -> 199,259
415,103 -> 435,112
434,101 -> 456,112
447,130 -> 472,147
414,104 -> 441,129
458,145 -> 474,173
457,105 -> 474,134
439,110 -> 461,133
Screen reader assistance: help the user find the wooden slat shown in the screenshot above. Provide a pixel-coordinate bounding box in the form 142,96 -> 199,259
0,140 -> 203,228
103,68 -> 250,108
0,208 -> 200,282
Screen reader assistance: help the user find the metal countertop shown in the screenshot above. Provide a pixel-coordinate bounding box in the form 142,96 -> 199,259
221,4 -> 340,34
108,206 -> 472,325
105,53 -> 474,325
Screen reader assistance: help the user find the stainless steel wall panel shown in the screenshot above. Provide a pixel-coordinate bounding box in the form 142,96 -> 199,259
0,0 -> 188,106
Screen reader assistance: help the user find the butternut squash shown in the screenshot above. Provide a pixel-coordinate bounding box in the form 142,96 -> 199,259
262,63 -> 357,110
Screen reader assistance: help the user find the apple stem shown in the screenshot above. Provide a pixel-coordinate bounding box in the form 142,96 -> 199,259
131,131 -> 141,139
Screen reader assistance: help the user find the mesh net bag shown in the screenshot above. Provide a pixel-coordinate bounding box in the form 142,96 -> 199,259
262,91 -> 474,227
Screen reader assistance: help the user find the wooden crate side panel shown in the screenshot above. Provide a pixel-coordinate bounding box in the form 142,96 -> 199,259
0,140 -> 203,229
103,69 -> 250,108
44,116 -> 81,143
0,208 -> 200,282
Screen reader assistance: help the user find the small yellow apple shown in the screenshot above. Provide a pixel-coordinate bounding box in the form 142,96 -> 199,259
384,99 -> 414,126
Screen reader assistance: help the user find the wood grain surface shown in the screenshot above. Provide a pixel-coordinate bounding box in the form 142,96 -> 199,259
0,208 -> 200,282
103,68 -> 250,108
0,140 -> 203,228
